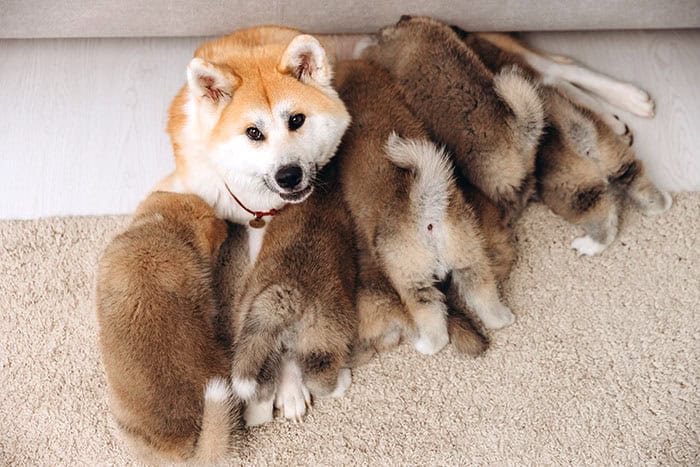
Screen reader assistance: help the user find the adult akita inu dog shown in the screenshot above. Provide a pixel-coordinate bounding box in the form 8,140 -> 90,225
157,27 -> 354,423
159,26 -> 351,260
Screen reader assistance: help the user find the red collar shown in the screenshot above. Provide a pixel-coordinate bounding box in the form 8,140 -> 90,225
223,182 -> 284,228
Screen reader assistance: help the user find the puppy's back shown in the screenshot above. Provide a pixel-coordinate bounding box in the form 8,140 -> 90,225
96,193 -> 239,463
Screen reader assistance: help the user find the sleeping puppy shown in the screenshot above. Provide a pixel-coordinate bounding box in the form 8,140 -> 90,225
359,15 -> 545,220
335,60 -> 513,359
229,161 -> 358,425
95,191 -> 241,464
451,28 -> 672,255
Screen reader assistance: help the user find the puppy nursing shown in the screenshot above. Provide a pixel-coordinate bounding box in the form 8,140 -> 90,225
336,61 -> 514,358
230,163 -> 357,425
95,192 -> 239,464
360,16 -> 545,218
96,19 -> 675,464
450,29 -> 672,255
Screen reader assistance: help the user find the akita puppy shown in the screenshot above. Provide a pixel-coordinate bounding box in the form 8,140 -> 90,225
451,29 -> 672,255
335,60 -> 514,357
95,192 -> 240,464
358,16 -> 545,219
229,161 -> 357,425
159,27 -> 354,422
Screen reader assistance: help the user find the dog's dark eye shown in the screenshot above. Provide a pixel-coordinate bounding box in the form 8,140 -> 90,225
246,127 -> 264,141
288,113 -> 305,131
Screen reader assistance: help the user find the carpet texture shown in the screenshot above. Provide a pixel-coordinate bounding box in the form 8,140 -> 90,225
1,195 -> 698,465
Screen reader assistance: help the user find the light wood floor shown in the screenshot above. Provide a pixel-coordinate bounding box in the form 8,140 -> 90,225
0,29 -> 698,219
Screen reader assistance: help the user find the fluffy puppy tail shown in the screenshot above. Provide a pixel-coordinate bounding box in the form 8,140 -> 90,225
192,378 -> 241,464
494,65 -> 545,157
385,132 -> 455,220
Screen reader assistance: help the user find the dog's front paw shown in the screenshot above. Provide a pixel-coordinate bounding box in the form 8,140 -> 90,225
571,235 -> 607,256
414,325 -> 449,355
481,303 -> 516,330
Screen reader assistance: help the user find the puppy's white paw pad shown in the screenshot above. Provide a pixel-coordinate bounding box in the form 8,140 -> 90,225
414,328 -> 449,355
571,235 -> 607,256
329,368 -> 352,398
482,304 -> 516,330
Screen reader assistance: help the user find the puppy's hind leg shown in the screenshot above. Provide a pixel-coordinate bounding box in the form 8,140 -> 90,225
554,80 -> 631,139
534,56 -> 654,118
445,214 -> 515,330
475,32 -> 655,117
230,285 -> 295,406
274,357 -> 311,422
381,252 -> 449,355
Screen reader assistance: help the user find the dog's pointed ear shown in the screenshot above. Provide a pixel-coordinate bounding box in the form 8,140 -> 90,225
278,34 -> 332,87
187,58 -> 238,106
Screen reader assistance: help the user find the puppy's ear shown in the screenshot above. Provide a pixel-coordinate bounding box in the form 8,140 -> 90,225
278,35 -> 332,87
187,58 -> 238,108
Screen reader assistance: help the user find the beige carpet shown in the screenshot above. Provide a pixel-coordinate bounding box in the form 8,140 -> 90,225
1,195 -> 698,465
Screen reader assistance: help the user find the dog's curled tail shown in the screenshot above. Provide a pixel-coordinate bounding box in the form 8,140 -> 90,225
192,377 -> 241,464
385,132 -> 454,220
494,65 -> 545,157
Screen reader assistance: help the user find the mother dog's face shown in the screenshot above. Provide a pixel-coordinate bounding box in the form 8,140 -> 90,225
183,35 -> 350,204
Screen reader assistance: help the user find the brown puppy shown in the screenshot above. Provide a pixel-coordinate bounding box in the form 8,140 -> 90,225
359,16 -> 544,218
95,191 -> 240,465
452,28 -> 672,255
229,161 -> 358,425
335,60 -> 513,359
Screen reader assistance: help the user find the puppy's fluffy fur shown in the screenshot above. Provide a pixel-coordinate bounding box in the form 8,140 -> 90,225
452,28 -> 672,255
335,60 -> 515,359
360,16 -> 545,218
95,192 -> 241,464
229,162 -> 358,424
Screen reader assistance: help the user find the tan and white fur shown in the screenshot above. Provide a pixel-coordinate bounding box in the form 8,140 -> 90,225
229,162 -> 357,425
357,16 -> 545,219
159,27 -> 354,423
451,28 -> 672,255
336,60 -> 512,358
95,192 -> 240,464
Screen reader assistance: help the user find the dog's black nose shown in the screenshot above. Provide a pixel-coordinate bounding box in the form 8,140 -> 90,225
275,164 -> 303,190
399,14 -> 413,23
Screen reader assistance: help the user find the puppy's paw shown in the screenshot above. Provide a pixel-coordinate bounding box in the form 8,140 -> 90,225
274,379 -> 311,422
414,326 -> 449,355
571,235 -> 607,256
244,396 -> 274,427
329,368 -> 352,398
617,84 -> 655,118
481,303 -> 516,330
643,191 -> 673,215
